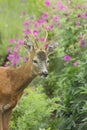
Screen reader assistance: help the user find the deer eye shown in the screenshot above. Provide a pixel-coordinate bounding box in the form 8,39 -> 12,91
33,59 -> 38,64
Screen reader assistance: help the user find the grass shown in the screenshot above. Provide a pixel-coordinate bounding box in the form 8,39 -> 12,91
0,0 -> 46,65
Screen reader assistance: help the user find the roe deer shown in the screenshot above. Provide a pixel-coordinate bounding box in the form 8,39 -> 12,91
0,35 -> 58,130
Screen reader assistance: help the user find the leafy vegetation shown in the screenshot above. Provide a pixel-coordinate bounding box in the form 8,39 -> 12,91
0,0 -> 87,130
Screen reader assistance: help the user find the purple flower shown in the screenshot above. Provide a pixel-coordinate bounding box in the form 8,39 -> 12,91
39,37 -> 45,42
46,24 -> 54,31
3,64 -> 8,67
12,61 -> 17,66
53,16 -> 59,22
24,57 -> 28,62
80,40 -> 86,48
7,51 -> 20,66
45,0 -> 50,6
57,2 -> 67,11
14,45 -> 19,52
33,30 -> 39,36
7,54 -> 14,61
63,55 -> 71,62
23,21 -> 29,26
34,22 -> 38,28
42,13 -> 48,19
84,12 -> 87,19
9,38 -> 15,44
12,54 -> 20,66
52,5 -> 56,9
37,18 -> 45,25
21,11 -> 27,16
58,2 -> 63,11
58,21 -> 61,28
77,5 -> 81,9
77,13 -> 82,18
77,34 -> 83,41
18,39 -> 24,45
73,61 -> 79,66
50,24 -> 54,29
76,20 -> 80,26
44,43 -> 48,48
24,29 -> 30,35
82,4 -> 86,9
7,47 -> 11,52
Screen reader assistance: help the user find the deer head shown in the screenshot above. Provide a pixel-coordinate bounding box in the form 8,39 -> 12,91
24,35 -> 58,78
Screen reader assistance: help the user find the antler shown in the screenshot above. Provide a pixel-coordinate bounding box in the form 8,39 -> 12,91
24,33 -> 39,49
24,30 -> 48,49
31,31 -> 39,48
44,30 -> 48,43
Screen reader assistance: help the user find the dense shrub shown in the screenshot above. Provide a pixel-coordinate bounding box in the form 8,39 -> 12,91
10,87 -> 59,130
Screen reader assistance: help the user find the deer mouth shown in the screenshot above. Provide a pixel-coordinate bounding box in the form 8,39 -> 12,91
40,71 -> 48,78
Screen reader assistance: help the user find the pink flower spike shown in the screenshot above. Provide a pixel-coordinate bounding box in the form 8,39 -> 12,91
18,39 -> 24,45
21,11 -> 27,16
34,22 -> 38,28
45,0 -> 50,6
39,37 -> 45,42
77,34 -> 83,41
73,61 -> 79,67
58,2 -> 63,11
80,40 -> 86,48
58,22 -> 61,28
7,54 -> 14,61
52,5 -> 56,9
63,55 -> 71,62
77,13 -> 82,18
44,43 -> 48,48
12,61 -> 17,66
46,26 -> 50,31
82,4 -> 86,9
3,64 -> 8,67
50,24 -> 54,29
46,24 -> 54,31
23,21 -> 29,26
14,45 -> 19,52
53,16 -> 59,22
9,38 -> 15,44
77,5 -> 81,9
24,57 -> 28,62
42,13 -> 48,19
33,30 -> 39,36
84,12 -> 87,19
76,20 -> 80,26
16,34 -> 19,37
24,29 -> 30,35
7,47 -> 11,52
37,18 -> 45,25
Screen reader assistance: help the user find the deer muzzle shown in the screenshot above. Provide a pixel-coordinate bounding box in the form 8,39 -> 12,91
41,71 -> 48,77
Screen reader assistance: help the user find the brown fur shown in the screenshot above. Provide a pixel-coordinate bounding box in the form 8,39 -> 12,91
0,49 -> 48,130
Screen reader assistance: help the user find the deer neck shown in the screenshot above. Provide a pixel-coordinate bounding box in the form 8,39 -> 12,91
11,60 -> 37,92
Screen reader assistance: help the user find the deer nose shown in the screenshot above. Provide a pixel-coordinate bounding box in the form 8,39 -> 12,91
42,71 -> 48,77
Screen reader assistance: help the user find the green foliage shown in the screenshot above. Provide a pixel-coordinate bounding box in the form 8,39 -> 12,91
10,87 -> 59,130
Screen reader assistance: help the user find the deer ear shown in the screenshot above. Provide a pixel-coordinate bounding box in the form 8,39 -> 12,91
45,42 -> 59,55
24,36 -> 34,51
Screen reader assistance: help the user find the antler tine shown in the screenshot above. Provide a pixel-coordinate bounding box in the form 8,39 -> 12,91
44,30 -> 48,43
31,31 -> 39,48
42,30 -> 48,50
24,35 -> 29,44
34,38 -> 39,48
24,34 -> 39,48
